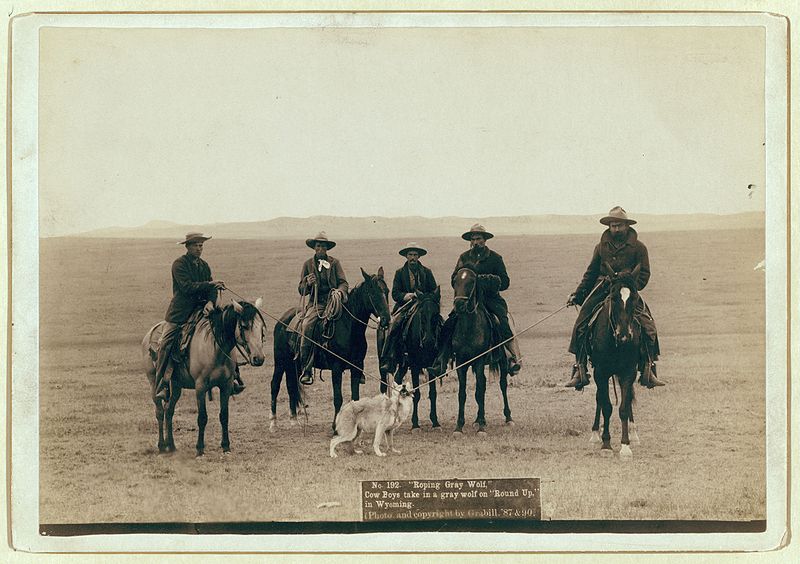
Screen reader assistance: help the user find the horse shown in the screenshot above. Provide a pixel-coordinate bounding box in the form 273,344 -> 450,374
272,268 -> 390,432
142,298 -> 267,456
268,308 -> 303,432
587,268 -> 642,459
378,287 -> 443,431
450,267 -> 513,435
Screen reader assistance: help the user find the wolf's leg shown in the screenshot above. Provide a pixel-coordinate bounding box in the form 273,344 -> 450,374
373,424 -> 387,457
353,429 -> 364,454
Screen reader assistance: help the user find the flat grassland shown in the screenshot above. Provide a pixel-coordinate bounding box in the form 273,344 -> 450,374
38,228 -> 766,523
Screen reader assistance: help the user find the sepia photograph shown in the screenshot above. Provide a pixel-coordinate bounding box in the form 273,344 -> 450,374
7,8 -> 790,554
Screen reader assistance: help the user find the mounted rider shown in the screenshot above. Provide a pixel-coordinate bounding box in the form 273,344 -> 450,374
428,224 -> 522,377
296,232 -> 349,386
564,206 -> 665,389
154,233 -> 245,402
379,242 -> 439,375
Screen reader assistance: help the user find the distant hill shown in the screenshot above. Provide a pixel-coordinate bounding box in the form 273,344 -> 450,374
64,212 -> 764,240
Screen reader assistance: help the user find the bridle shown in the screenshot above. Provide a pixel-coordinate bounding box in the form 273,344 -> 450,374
607,282 -> 636,347
453,268 -> 478,314
214,306 -> 266,366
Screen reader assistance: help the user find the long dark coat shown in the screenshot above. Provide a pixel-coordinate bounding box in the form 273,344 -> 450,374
164,253 -> 218,324
391,262 -> 437,313
450,246 -> 511,315
573,227 -> 650,305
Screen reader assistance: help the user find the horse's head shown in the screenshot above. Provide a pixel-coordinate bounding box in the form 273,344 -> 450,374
452,268 -> 477,313
413,286 -> 441,349
231,297 -> 267,367
607,268 -> 640,347
359,267 -> 390,328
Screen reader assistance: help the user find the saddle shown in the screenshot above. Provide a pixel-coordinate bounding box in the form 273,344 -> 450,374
477,304 -> 505,365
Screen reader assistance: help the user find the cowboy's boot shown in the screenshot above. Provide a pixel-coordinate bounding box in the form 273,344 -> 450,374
640,360 -> 665,388
427,343 -> 451,377
506,339 -> 522,376
564,355 -> 590,389
299,340 -> 314,385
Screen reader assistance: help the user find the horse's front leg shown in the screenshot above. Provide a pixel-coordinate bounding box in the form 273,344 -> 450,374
350,362 -> 362,402
427,370 -> 440,429
473,363 -> 487,434
596,370 -> 613,454
269,360 -> 283,433
195,385 -> 209,457
454,365 -> 468,435
331,366 -> 344,434
499,369 -> 513,425
165,386 -> 181,453
618,371 -> 636,460
219,380 -> 232,453
409,367 -> 421,431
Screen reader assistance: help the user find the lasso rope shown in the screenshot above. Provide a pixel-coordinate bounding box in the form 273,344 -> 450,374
406,304 -> 570,393
225,288 -> 569,393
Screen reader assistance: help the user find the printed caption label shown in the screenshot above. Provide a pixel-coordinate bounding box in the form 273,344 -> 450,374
361,478 -> 541,521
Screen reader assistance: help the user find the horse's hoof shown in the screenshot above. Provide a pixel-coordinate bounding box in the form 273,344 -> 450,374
453,428 -> 464,437
477,429 -> 488,437
600,448 -> 613,458
505,419 -> 515,427
431,422 -> 441,430
411,427 -> 421,434
289,417 -> 298,427
196,450 -> 204,458
620,445 -> 633,460
589,431 -> 601,444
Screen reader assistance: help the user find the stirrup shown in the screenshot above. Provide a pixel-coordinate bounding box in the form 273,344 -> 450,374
232,381 -> 246,395
300,372 -> 314,386
508,358 -> 521,376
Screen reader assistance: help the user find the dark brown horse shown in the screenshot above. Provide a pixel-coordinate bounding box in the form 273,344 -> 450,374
588,268 -> 641,459
142,299 -> 267,456
450,267 -> 512,435
272,268 -> 390,432
378,287 -> 443,431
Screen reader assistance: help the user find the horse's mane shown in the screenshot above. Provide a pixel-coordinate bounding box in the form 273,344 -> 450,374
207,302 -> 259,351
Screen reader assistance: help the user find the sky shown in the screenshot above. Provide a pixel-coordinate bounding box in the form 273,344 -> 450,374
38,24 -> 766,237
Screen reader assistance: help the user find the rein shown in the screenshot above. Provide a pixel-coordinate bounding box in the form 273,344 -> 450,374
453,270 -> 478,314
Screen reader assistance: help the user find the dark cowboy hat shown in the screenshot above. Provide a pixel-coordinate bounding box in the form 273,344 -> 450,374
305,231 -> 336,250
177,232 -> 212,245
461,223 -> 494,241
599,206 -> 637,226
399,242 -> 427,257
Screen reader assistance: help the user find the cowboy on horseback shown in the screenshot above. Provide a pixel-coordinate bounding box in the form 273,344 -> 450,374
296,231 -> 349,386
379,242 -> 439,375
428,224 -> 522,377
154,233 -> 245,402
564,206 -> 665,389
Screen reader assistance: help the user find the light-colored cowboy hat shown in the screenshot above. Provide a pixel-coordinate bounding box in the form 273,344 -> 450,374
399,242 -> 428,257
599,206 -> 637,226
305,231 -> 336,250
461,223 -> 494,241
177,232 -> 212,245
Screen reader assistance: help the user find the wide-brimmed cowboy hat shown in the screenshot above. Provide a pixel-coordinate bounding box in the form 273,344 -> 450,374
461,223 -> 494,241
177,232 -> 212,245
599,206 -> 637,226
399,242 -> 427,257
305,231 -> 336,250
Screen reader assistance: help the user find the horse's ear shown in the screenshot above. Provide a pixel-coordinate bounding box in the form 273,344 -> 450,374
232,300 -> 243,314
377,266 -> 384,279
255,297 -> 263,309
360,267 -> 369,281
